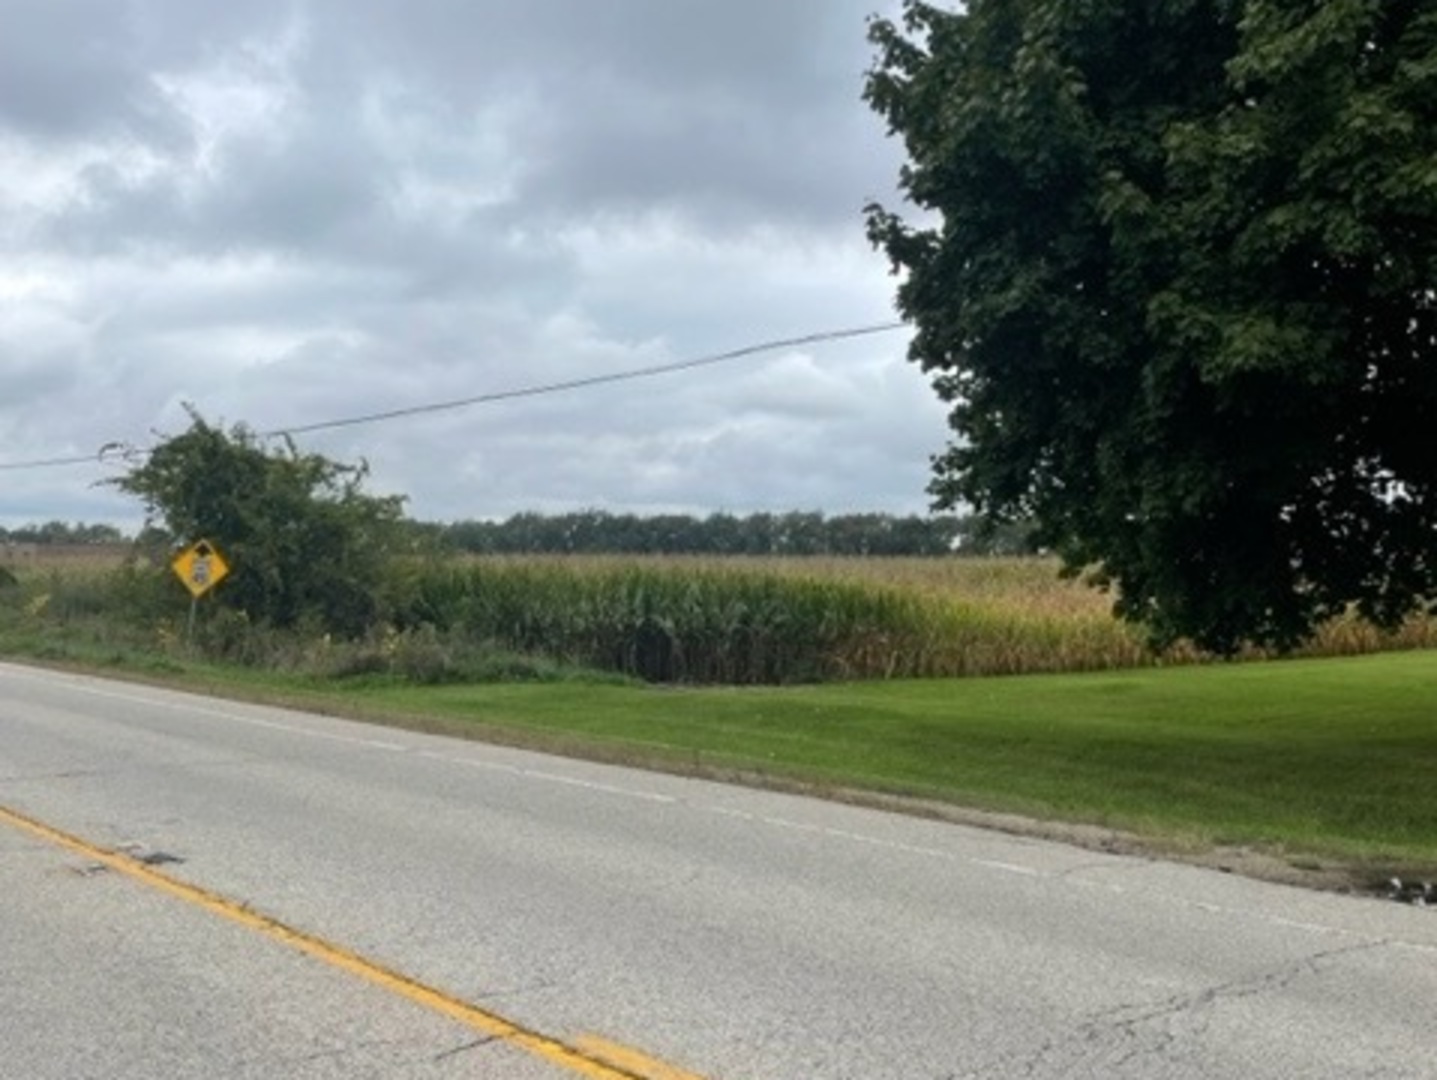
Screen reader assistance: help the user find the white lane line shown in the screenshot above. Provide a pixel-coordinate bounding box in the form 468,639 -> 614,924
704,807 -> 755,822
726,810 -> 1048,878
205,711 -> 408,752
759,816 -> 824,834
415,750 -> 677,804
520,769 -> 678,803
692,804 -> 1437,952
970,858 -> 1044,878
1268,916 -> 1355,935
3,674 -> 407,752
820,825 -> 974,863
414,751 -> 526,779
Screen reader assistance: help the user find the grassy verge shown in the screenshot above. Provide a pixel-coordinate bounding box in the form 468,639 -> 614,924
7,639 -> 1433,882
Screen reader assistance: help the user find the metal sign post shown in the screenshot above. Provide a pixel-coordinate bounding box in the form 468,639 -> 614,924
171,539 -> 231,647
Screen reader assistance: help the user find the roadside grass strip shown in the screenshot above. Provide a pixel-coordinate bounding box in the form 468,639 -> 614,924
308,650 -> 1437,874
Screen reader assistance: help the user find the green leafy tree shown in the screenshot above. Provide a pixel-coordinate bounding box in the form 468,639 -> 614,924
110,409 -> 406,635
866,0 -> 1437,651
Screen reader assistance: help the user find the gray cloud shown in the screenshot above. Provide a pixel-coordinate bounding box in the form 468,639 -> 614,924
0,2 -> 174,142
0,0 -> 943,529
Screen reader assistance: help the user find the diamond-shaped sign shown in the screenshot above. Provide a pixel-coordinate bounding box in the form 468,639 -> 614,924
171,539 -> 230,599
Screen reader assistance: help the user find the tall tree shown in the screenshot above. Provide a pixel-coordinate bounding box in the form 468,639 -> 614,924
866,0 -> 1437,650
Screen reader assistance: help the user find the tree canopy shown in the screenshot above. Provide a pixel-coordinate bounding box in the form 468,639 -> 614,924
865,0 -> 1437,651
110,410 -> 406,635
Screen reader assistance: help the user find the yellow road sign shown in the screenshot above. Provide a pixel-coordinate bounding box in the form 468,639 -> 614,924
172,539 -> 230,599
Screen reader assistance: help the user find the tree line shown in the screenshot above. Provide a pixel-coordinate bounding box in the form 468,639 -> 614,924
0,522 -> 126,546
2,510 -> 1036,559
415,511 -> 1034,557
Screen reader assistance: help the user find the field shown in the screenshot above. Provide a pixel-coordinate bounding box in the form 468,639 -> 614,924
8,548 -> 1435,682
405,553 -> 1437,680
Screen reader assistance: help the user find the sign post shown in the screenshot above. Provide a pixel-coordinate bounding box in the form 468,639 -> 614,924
171,539 -> 230,645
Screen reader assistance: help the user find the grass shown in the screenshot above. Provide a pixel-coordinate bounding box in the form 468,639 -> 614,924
16,642 -> 1428,880
322,651 -> 1437,869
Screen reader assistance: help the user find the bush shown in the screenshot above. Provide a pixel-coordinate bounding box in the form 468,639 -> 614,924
107,409 -> 406,636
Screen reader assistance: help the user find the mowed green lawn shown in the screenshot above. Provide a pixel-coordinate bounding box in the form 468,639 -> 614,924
219,649 -> 1437,874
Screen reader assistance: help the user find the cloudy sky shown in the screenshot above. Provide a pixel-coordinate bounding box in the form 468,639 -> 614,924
0,0 -> 947,529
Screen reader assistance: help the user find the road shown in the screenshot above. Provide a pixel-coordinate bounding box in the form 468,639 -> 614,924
1,661 -> 1434,1079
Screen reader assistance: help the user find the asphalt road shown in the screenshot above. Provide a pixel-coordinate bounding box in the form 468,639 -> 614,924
1,661 -> 1434,1079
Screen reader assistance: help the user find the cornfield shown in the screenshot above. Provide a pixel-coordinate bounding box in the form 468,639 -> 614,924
394,556 -> 1437,683
6,551 -> 1434,684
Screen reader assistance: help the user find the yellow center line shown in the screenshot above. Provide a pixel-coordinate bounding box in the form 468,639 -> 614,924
0,802 -> 709,1080
576,1036 -> 713,1080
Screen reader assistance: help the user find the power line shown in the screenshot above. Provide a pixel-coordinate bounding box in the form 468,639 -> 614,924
0,321 -> 906,473
0,451 -> 108,472
0,440 -> 143,473
270,322 -> 906,436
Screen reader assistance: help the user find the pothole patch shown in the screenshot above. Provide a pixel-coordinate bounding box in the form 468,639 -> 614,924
116,841 -> 186,867
134,850 -> 185,866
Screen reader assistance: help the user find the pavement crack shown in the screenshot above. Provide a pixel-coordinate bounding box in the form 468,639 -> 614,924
433,1036 -> 498,1062
242,1037 -> 418,1070
0,768 -> 104,783
1092,938 -> 1387,1029
472,977 -> 559,1003
1000,939 -> 1390,1077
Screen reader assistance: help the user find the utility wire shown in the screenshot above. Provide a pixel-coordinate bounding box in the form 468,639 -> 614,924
0,321 -> 906,472
0,450 -> 106,472
272,322 -> 905,437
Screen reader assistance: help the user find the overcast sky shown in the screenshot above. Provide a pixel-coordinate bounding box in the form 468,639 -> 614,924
0,0 -> 947,528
